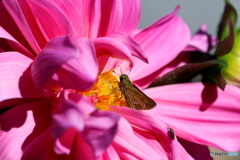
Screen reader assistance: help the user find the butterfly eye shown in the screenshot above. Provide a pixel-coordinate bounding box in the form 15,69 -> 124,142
120,76 -> 123,81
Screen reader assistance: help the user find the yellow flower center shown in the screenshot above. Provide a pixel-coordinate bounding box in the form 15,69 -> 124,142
78,70 -> 127,110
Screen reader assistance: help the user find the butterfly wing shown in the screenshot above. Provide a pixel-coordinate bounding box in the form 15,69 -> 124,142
119,82 -> 156,110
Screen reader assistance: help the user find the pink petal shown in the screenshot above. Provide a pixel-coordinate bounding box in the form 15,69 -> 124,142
52,91 -> 120,157
52,91 -> 95,155
90,0 -> 121,38
134,51 -> 190,88
22,129 -> 61,160
111,117 -> 166,160
3,0 -> 41,53
131,7 -> 191,86
117,0 -> 141,35
98,55 -> 123,73
93,37 -> 134,68
89,0 -> 140,38
15,0 -> 49,49
146,83 -> 240,151
31,35 -> 98,91
53,128 -> 79,155
27,0 -> 73,41
108,33 -> 148,63
109,106 -> 193,160
0,52 -> 43,108
157,52 -> 190,78
23,127 -> 92,160
51,92 -> 86,140
82,110 -> 120,157
0,99 -> 52,159
44,0 -> 89,37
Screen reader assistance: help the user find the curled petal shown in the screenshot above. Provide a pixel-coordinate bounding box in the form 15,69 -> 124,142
31,35 -> 98,91
93,37 -> 134,68
52,92 -> 88,139
52,91 -> 95,154
82,110 -> 120,157
108,33 -> 148,63
52,91 -> 120,157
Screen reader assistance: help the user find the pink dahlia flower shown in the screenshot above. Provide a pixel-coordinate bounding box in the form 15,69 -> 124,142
0,0 -> 240,160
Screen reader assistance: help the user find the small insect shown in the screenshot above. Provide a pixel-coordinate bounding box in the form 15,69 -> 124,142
168,127 -> 175,140
118,73 -> 157,110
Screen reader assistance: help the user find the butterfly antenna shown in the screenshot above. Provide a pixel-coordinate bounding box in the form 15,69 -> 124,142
127,69 -> 132,75
117,65 -> 122,74
113,65 -> 123,75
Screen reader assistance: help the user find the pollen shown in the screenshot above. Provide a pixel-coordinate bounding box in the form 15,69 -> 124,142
78,70 -> 127,110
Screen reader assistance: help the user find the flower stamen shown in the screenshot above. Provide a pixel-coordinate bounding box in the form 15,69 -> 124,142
78,70 -> 127,110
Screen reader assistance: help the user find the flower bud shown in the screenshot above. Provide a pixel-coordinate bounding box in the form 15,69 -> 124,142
220,29 -> 240,86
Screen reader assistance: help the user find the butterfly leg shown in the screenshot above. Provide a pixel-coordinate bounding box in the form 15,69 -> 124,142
108,85 -> 121,95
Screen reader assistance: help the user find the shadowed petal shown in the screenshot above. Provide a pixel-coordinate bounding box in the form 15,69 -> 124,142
0,2 -> 36,55
0,52 -> 43,108
68,134 -> 95,160
100,145 -> 120,160
31,35 -> 98,91
145,83 -> 240,151
0,27 -> 33,58
0,99 -> 52,159
3,0 -> 41,53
